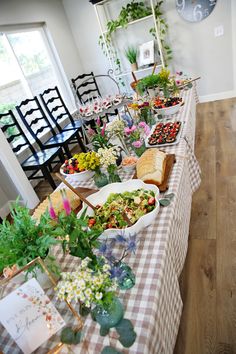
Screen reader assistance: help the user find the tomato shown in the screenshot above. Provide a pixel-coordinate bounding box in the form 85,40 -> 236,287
88,218 -> 96,227
148,197 -> 155,205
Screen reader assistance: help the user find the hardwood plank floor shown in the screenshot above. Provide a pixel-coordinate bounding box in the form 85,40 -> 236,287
175,98 -> 236,354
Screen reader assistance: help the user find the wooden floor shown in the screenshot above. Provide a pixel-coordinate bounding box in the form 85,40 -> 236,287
174,98 -> 236,354
35,99 -> 236,354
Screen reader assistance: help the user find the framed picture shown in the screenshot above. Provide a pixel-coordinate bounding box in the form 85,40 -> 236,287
0,257 -> 83,354
139,40 -> 154,66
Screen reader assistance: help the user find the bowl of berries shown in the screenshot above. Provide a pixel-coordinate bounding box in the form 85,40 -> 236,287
60,155 -> 94,181
153,97 -> 182,116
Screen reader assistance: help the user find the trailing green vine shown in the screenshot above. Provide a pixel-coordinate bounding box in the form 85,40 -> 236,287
98,0 -> 172,74
150,1 -> 172,63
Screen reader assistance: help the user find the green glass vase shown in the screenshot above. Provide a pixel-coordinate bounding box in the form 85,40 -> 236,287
91,296 -> 124,329
93,169 -> 108,188
116,262 -> 136,290
107,164 -> 121,183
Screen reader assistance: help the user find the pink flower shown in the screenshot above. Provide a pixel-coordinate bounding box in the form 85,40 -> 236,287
61,189 -> 71,215
96,117 -> 101,126
138,121 -> 146,128
130,125 -> 137,132
124,127 -> 132,135
144,126 -> 150,135
176,80 -> 181,85
88,128 -> 95,136
101,123 -> 106,137
48,196 -> 57,220
132,140 -> 143,148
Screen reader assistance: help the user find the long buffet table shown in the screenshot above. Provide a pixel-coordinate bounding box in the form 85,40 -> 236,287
0,87 -> 200,354
54,85 -> 201,354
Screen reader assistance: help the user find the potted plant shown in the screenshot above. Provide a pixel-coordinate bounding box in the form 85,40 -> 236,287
0,201 -> 59,282
125,46 -> 138,71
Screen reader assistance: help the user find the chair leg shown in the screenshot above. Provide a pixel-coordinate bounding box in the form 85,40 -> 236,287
63,144 -> 72,158
76,132 -> 86,152
59,150 -> 65,163
41,166 -> 57,190
48,164 -> 53,172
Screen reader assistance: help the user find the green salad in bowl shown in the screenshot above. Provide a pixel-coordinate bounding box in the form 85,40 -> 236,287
87,189 -> 156,231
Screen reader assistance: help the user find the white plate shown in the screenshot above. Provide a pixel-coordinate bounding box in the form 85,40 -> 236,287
77,179 -> 160,238
60,164 -> 94,181
145,121 -> 184,148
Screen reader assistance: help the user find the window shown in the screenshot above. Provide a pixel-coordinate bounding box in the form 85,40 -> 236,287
0,25 -> 74,137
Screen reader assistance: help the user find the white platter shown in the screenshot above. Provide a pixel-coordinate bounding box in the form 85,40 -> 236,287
77,179 -> 160,238
145,121 -> 184,148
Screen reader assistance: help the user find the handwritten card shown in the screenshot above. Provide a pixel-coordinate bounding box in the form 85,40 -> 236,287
0,278 -> 65,354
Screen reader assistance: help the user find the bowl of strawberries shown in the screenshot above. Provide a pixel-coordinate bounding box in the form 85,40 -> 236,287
153,97 -> 182,116
60,155 -> 94,181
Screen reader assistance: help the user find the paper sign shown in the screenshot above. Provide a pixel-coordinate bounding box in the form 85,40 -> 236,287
0,278 -> 65,354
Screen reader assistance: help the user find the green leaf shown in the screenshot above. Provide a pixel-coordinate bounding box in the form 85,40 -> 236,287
101,347 -> 122,354
60,327 -> 75,344
100,326 -> 110,336
164,193 -> 175,200
73,331 -> 82,344
118,330 -> 136,348
159,198 -> 171,206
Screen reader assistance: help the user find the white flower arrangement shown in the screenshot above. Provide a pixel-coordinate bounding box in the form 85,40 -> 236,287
55,257 -> 116,308
106,118 -> 125,136
97,146 -> 120,168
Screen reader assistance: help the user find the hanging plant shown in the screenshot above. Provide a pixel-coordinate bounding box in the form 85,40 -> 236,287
98,0 -> 172,72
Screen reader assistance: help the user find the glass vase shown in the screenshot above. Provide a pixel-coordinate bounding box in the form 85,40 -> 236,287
93,169 -> 108,188
91,296 -> 124,329
107,164 -> 121,183
133,142 -> 146,157
116,261 -> 136,290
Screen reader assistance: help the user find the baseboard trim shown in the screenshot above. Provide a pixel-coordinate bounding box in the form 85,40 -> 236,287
199,91 -> 236,103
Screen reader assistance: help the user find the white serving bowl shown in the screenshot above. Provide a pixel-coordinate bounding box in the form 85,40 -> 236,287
60,164 -> 94,182
154,102 -> 181,116
77,179 -> 160,238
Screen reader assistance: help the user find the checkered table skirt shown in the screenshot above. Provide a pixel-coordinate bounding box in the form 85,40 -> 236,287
0,86 -> 201,354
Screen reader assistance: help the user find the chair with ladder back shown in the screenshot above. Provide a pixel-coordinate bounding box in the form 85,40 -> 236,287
16,97 -> 81,158
0,110 -> 64,189
39,86 -> 87,149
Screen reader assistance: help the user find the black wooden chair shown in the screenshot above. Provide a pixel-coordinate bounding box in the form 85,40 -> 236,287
16,97 -> 81,158
71,71 -> 101,104
0,110 -> 64,189
39,86 -> 86,148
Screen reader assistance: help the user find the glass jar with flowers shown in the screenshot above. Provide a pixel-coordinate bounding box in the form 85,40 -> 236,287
98,232 -> 137,290
87,118 -> 111,151
56,257 -> 123,327
106,117 -> 130,156
124,121 -> 150,157
77,150 -> 108,188
97,146 -> 121,183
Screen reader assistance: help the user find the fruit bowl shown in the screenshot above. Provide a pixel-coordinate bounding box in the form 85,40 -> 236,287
77,179 -> 160,238
60,164 -> 94,181
153,97 -> 182,116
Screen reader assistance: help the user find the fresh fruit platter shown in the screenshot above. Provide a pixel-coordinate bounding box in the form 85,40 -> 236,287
77,180 -> 160,238
62,156 -> 84,174
146,121 -> 182,147
153,97 -> 182,116
60,154 -> 94,181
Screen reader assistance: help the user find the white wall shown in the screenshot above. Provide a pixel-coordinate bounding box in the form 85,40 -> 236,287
62,0 -> 235,101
